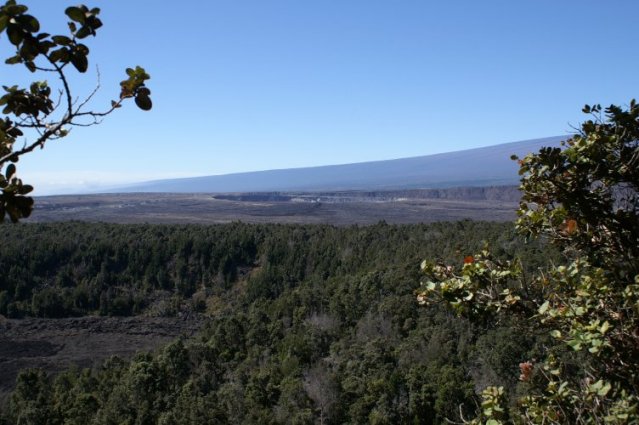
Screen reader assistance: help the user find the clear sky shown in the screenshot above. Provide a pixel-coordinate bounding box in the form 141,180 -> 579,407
8,0 -> 639,194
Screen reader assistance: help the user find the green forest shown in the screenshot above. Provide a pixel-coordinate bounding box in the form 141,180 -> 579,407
2,100 -> 639,424
0,220 -> 554,424
0,1 -> 637,423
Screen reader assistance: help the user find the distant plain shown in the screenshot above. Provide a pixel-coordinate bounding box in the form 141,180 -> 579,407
28,186 -> 521,225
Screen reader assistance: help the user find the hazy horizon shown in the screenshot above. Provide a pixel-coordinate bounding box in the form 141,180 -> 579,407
13,1 -> 638,195
31,135 -> 561,196
33,135 -> 560,195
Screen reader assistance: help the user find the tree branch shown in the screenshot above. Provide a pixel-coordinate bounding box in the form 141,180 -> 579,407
47,55 -> 73,120
0,119 -> 69,166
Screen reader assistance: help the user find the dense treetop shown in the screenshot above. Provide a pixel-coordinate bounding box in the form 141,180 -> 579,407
0,220 -> 556,424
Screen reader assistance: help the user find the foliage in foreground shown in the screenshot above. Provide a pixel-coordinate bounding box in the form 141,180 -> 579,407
0,1 -> 151,222
418,101 -> 639,423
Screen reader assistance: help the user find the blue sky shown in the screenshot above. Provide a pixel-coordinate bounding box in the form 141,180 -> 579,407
8,0 -> 639,194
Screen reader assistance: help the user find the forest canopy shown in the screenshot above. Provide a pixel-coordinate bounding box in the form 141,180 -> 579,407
0,220 -> 555,424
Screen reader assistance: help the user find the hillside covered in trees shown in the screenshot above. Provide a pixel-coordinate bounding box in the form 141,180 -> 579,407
3,98 -> 638,423
0,221 -> 557,423
0,1 -> 636,422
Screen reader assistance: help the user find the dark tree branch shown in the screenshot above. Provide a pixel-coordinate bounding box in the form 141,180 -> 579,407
48,55 -> 73,120
0,121 -> 68,166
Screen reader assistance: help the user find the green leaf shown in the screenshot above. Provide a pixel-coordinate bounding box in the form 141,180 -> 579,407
19,37 -> 38,60
89,17 -> 102,30
17,14 -> 39,32
37,40 -> 54,54
5,55 -> 22,65
7,24 -> 22,45
75,43 -> 89,55
12,195 -> 33,220
4,4 -> 28,16
0,15 -> 9,32
65,6 -> 85,24
567,339 -> 582,351
5,164 -> 15,179
70,53 -> 88,72
594,380 -> 612,396
49,47 -> 69,63
538,300 -> 550,314
134,92 -> 152,111
52,35 -> 72,46
75,26 -> 91,39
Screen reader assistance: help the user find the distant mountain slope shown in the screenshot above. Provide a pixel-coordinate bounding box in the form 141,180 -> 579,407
118,136 -> 565,193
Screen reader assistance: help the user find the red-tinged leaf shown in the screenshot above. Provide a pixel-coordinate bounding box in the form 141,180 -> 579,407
565,219 -> 578,234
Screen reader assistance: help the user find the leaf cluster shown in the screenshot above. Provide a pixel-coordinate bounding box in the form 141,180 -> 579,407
418,101 -> 639,423
516,100 -> 639,277
0,1 -> 152,222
